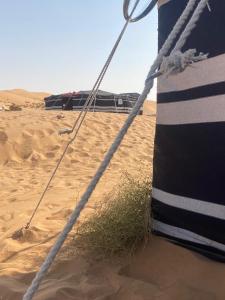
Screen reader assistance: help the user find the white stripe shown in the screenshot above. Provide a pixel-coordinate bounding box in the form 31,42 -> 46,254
45,106 -> 133,112
152,220 -> 225,252
157,94 -> 225,125
71,98 -> 133,102
152,220 -> 225,251
45,106 -> 61,110
72,106 -> 132,111
62,99 -> 136,103
158,54 -> 225,93
45,99 -> 136,103
153,187 -> 225,220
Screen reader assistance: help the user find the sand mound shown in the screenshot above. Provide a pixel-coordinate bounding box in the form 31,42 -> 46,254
0,89 -> 49,108
2,236 -> 225,300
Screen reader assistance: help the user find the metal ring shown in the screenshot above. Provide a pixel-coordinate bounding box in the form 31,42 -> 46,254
123,0 -> 158,22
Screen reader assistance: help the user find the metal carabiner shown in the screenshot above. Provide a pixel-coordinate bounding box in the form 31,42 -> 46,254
123,0 -> 158,22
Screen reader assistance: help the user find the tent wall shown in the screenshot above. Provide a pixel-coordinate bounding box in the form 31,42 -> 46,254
44,92 -> 141,114
152,0 -> 225,260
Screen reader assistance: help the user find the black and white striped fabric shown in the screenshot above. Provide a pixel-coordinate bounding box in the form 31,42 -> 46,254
152,0 -> 225,260
44,91 -> 141,114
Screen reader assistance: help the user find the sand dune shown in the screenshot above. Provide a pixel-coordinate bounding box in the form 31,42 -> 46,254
0,89 -> 50,108
1,104 -> 225,300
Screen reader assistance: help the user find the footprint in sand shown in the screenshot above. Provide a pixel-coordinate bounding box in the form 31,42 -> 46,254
0,131 -> 8,144
79,152 -> 90,158
14,139 -> 33,159
46,208 -> 73,220
1,212 -> 14,221
26,129 -> 35,135
35,129 -> 45,138
45,128 -> 55,135
30,180 -> 38,185
67,146 -> 74,154
45,151 -> 55,158
18,178 -> 24,182
70,159 -> 80,164
1,226 -> 8,232
50,144 -> 60,151
22,131 -> 32,138
9,197 -> 17,202
46,203 -> 59,209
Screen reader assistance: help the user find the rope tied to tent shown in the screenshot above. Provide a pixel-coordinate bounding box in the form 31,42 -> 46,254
23,0 -> 210,299
159,49 -> 208,76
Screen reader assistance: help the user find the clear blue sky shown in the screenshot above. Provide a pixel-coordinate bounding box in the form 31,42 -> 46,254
0,1 -> 158,98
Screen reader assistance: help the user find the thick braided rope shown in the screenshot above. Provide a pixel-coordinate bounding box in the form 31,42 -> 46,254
23,0 -> 208,299
24,0 -> 141,229
172,0 -> 210,53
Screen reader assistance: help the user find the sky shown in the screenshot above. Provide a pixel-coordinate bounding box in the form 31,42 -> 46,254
0,1 -> 158,99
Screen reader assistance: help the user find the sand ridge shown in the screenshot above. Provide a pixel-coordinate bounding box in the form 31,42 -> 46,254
0,89 -> 50,106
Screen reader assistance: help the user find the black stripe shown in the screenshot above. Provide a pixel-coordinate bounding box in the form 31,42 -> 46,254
72,99 -> 133,107
45,100 -> 63,107
152,230 -> 225,262
157,81 -> 225,103
152,199 -> 225,244
46,99 -> 134,108
153,123 -> 225,205
158,0 -> 225,58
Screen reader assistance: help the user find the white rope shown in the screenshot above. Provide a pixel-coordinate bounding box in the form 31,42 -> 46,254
206,1 -> 211,12
23,0 -> 209,299
172,0 -> 210,53
159,49 -> 208,76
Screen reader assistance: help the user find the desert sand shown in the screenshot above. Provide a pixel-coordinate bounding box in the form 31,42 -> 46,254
0,91 -> 225,300
0,89 -> 50,108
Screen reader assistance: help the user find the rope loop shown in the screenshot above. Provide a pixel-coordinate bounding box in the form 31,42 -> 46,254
123,0 -> 158,22
159,49 -> 208,76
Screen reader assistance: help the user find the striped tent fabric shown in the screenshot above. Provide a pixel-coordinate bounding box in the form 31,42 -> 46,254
44,90 -> 141,114
152,0 -> 225,260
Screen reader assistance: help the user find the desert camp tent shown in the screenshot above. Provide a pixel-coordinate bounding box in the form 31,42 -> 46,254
44,90 -> 141,114
152,0 -> 225,260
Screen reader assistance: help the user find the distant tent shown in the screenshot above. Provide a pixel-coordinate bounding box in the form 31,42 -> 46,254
152,0 -> 225,260
44,90 -> 141,114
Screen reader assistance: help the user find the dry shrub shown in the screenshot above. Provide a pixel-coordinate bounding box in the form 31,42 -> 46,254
74,175 -> 152,258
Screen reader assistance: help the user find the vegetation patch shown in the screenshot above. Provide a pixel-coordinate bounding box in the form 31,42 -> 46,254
74,175 -> 152,258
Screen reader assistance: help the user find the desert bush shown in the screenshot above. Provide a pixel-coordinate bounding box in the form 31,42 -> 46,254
74,175 -> 152,258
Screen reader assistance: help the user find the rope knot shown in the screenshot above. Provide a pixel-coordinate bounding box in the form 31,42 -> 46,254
159,49 -> 208,76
